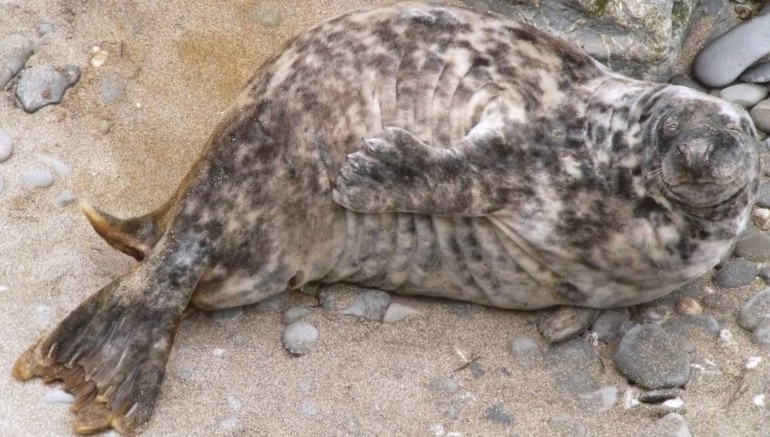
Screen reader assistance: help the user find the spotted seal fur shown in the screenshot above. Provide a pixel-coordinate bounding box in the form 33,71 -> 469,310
13,3 -> 760,435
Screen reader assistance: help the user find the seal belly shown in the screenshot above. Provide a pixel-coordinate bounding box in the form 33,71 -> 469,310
321,210 -> 558,310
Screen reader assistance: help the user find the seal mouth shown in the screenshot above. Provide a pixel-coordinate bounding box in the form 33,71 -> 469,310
662,177 -> 748,209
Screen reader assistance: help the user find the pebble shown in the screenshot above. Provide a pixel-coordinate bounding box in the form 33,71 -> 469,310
735,229 -> 770,261
738,288 -> 770,331
668,75 -> 706,93
44,156 -> 69,177
21,169 -> 54,188
753,394 -> 766,407
250,5 -> 283,28
713,258 -> 757,288
719,83 -> 768,108
37,23 -> 54,37
751,208 -> 770,232
638,412 -> 691,437
662,314 -> 721,353
16,65 -> 81,112
673,298 -> 702,316
746,356 -> 762,369
537,307 -> 597,343
545,338 -> 602,394
382,302 -> 423,323
507,336 -> 543,369
210,307 -> 243,323
483,404 -> 514,426
0,129 -> 12,162
428,378 -> 460,393
591,309 -> 631,343
90,49 -> 109,67
0,34 -> 33,88
639,388 -> 681,404
576,385 -> 618,414
614,324 -> 690,390
546,415 -> 589,437
752,317 -> 770,346
282,321 -> 319,355
99,119 -> 113,135
42,389 -> 75,404
740,61 -> 770,83
692,4 -> 770,87
219,417 -> 238,429
319,286 -> 391,322
282,306 -> 311,324
55,189 -> 76,206
749,99 -> 770,133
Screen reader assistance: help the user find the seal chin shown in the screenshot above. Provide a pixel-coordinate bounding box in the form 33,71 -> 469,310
662,178 -> 745,209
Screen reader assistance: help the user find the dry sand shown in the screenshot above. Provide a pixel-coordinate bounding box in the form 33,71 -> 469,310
1,1 -> 768,436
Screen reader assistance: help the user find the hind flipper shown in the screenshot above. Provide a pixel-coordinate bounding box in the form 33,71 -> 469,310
80,201 -> 169,261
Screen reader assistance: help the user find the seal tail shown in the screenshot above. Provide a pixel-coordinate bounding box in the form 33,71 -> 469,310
80,201 -> 170,261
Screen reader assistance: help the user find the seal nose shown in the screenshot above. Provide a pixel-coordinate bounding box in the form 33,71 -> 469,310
677,139 -> 711,167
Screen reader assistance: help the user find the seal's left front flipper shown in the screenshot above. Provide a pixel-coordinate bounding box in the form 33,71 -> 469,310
333,125 -> 517,216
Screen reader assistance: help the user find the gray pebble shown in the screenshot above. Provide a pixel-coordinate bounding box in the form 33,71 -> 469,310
37,23 -> 54,37
100,73 -> 125,104
719,83 -> 768,108
701,291 -> 738,313
21,169 -> 54,188
738,288 -> 770,331
44,156 -> 69,177
576,385 -> 618,414
668,75 -> 706,93
210,307 -> 243,323
639,388 -> 682,404
219,417 -> 238,429
508,336 -> 543,369
0,129 -> 12,162
757,182 -> 770,207
662,314 -> 721,353
483,404 -> 514,426
752,317 -> 770,346
591,309 -> 631,343
468,361 -> 485,379
16,64 -> 81,113
428,377 -> 460,393
55,190 -> 76,207
750,99 -> 770,133
546,415 -> 589,437
99,120 -> 113,135
692,4 -> 770,87
537,306 -> 597,343
282,306 -> 311,325
42,389 -> 75,404
319,287 -> 391,322
759,266 -> 770,282
281,321 -> 319,355
0,34 -> 33,88
614,324 -> 690,390
382,302 -> 423,324
740,61 -> 770,83
713,258 -> 757,288
637,412 -> 692,437
545,338 -> 602,394
734,230 -> 770,263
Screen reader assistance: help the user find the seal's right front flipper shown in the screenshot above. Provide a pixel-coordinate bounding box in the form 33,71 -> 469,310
13,251 -> 199,435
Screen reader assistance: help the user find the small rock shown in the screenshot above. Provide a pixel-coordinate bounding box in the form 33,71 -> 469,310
668,75 -> 706,93
752,317 -> 770,346
701,291 -> 738,312
226,395 -> 242,411
508,336 -> 543,369
219,417 -> 238,429
692,4 -> 770,87
428,378 -> 460,393
674,298 -> 702,316
576,385 -> 618,414
662,314 -> 721,349
546,415 -> 589,437
0,129 -> 13,162
90,49 -> 108,67
756,183 -> 770,208
591,309 -> 631,343
639,388 -> 681,404
250,5 -> 283,28
42,389 -> 75,404
210,307 -> 243,323
751,208 -> 770,232
750,99 -> 770,133
713,258 -> 757,288
738,288 -> 770,331
637,304 -> 671,324
44,156 -> 69,177
638,412 -> 691,437
21,169 -> 54,188
483,404 -> 514,426
16,65 -> 81,112
746,356 -> 762,369
753,394 -> 767,407
614,324 -> 690,390
0,34 -> 33,88
282,321 -> 319,355
719,83 -> 768,108
99,119 -> 113,134
538,307 -> 597,343
740,61 -> 770,83
282,306 -> 311,324
319,285 -> 391,322
37,23 -> 54,37
382,302 -> 423,323
545,338 -> 602,394
54,190 -> 76,206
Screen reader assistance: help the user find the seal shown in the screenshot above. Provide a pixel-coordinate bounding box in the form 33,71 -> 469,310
12,3 -> 760,435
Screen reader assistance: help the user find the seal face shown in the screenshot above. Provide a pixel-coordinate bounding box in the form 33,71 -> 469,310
13,4 -> 760,435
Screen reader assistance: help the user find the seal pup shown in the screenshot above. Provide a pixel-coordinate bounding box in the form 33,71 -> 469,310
13,3 -> 759,435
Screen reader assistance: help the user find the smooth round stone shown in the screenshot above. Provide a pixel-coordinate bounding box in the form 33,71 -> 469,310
508,336 -> 543,369
382,302 -> 423,324
16,64 -> 81,113
0,34 -> 33,88
692,4 -> 770,87
639,388 -> 681,404
738,288 -> 770,331
538,307 -> 597,343
720,83 -> 768,108
591,309 -> 630,343
483,404 -> 513,426
339,289 -> 391,321
21,169 -> 54,188
750,99 -> 770,133
547,415 -> 589,437
713,258 -> 757,288
55,189 -> 76,207
282,306 -> 311,324
638,413 -> 691,437
757,182 -> 770,208
662,315 -> 721,353
668,75 -> 706,93
740,61 -> 770,83
0,129 -> 12,162
545,338 -> 602,394
752,317 -> 770,346
281,321 -> 319,355
44,156 -> 69,176
734,231 -> 770,263
614,325 -> 690,390
42,389 -> 75,404
428,377 -> 460,393
576,385 -> 618,414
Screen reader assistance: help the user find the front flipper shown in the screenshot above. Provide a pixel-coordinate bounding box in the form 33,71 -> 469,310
333,125 -> 515,216
13,249 -> 200,435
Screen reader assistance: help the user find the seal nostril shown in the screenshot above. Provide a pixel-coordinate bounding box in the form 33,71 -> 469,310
677,139 -> 711,165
